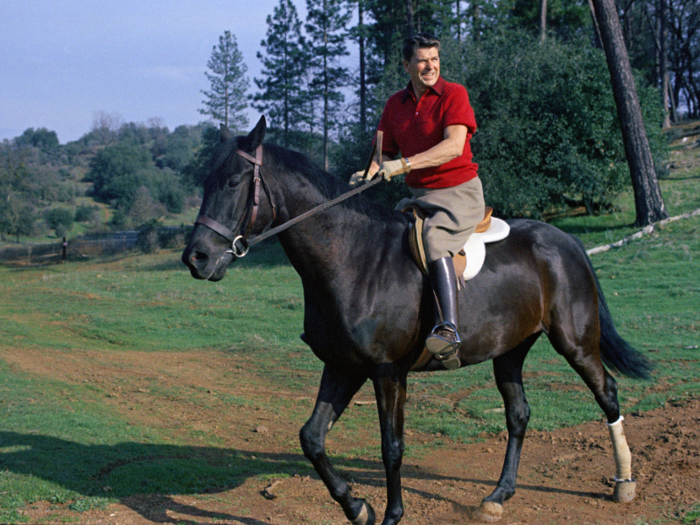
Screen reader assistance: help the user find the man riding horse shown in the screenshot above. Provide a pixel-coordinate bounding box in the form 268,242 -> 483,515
351,32 -> 485,369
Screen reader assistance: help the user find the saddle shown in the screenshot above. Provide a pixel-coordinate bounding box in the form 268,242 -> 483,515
404,205 -> 510,372
404,205 -> 510,285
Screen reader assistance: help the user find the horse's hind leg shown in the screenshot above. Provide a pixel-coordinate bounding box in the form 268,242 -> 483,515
549,322 -> 637,502
300,365 -> 376,525
475,334 -> 538,521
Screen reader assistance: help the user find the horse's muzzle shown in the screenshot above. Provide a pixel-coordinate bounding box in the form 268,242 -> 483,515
182,244 -> 233,281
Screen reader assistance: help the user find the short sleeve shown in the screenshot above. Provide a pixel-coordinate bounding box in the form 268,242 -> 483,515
442,85 -> 477,136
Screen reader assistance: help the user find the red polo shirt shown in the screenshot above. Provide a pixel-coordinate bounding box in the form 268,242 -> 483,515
377,76 -> 478,189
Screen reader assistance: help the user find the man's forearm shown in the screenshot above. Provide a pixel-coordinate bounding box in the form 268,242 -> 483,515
406,125 -> 467,170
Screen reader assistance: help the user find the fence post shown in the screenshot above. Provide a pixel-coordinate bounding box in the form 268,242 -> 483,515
62,237 -> 67,261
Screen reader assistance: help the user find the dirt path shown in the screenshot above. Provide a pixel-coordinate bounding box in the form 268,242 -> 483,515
6,348 -> 699,525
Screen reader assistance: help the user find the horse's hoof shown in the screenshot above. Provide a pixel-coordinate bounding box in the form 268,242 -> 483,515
472,501 -> 504,522
613,480 -> 637,503
350,500 -> 375,525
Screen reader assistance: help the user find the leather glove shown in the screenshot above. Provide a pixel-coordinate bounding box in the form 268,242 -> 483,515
376,158 -> 411,181
349,170 -> 370,187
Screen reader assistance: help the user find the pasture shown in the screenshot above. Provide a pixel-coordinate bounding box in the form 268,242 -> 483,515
1,143 -> 699,524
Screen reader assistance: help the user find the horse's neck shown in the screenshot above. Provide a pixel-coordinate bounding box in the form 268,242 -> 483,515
274,183 -> 399,284
277,203 -> 371,275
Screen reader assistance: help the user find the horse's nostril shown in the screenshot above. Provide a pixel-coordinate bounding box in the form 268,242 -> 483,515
183,249 -> 209,271
191,251 -> 208,267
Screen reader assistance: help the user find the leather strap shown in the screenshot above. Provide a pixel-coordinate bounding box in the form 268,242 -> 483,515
195,136 -> 383,256
195,214 -> 236,243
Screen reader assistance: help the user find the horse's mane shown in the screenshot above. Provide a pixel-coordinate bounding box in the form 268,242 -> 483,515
260,141 -> 404,225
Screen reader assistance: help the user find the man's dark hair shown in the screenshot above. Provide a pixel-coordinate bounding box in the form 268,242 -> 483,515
402,32 -> 441,62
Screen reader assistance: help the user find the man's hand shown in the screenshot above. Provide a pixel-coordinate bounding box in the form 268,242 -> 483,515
376,158 -> 410,181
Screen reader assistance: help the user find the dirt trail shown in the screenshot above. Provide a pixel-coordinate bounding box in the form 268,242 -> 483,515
5,348 -> 699,525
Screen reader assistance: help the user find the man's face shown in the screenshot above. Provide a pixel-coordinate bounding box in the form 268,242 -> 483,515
403,46 -> 440,96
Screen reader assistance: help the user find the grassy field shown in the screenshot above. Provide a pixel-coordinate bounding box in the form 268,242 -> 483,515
1,142 -> 698,523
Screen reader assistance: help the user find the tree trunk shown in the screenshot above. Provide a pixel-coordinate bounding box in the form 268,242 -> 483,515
539,0 -> 548,43
587,0 -> 603,47
456,0 -> 462,44
358,0 -> 367,134
590,0 -> 668,226
405,0 -> 415,37
659,0 -> 671,128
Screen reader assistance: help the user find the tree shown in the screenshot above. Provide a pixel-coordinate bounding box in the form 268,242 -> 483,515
305,0 -> 351,170
44,207 -> 74,237
590,0 -> 669,226
0,141 -> 36,241
199,31 -> 250,130
15,128 -> 60,151
253,0 -> 309,149
350,0 -> 369,134
90,111 -> 123,146
85,143 -> 153,207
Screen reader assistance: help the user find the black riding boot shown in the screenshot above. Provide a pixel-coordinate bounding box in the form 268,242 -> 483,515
426,256 -> 461,370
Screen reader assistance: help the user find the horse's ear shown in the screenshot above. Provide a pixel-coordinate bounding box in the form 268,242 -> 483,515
247,116 -> 266,149
219,124 -> 233,143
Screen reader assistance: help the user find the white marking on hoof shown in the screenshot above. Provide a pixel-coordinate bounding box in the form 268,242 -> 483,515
472,501 -> 504,522
350,502 -> 369,525
613,480 -> 637,503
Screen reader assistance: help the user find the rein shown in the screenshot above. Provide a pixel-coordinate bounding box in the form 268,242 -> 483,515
195,136 -> 383,258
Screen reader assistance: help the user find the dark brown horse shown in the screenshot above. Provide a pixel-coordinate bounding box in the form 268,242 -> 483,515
182,117 -> 651,525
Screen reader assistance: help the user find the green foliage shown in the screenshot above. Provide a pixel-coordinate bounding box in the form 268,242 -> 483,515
74,204 -> 99,223
85,142 -> 188,225
199,31 -> 250,130
136,219 -> 160,253
44,207 -> 74,237
181,124 -> 219,189
683,503 -> 700,524
15,127 -> 60,152
85,143 -> 153,206
253,0 -> 309,149
449,32 -> 666,218
501,0 -> 590,40
305,0 -> 351,162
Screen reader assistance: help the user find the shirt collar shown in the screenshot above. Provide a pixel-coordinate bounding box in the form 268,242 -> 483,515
402,76 -> 446,103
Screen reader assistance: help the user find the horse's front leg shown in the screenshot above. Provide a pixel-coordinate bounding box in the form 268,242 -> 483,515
372,371 -> 408,525
475,338 -> 535,522
300,365 -> 376,525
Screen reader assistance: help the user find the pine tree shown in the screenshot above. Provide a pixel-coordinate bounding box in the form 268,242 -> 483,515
253,0 -> 308,149
590,0 -> 668,226
305,0 -> 351,170
199,31 -> 249,130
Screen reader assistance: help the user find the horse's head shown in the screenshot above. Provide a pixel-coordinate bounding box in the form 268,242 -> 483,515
182,116 -> 274,281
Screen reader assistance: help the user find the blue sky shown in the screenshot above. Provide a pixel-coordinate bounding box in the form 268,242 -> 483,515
0,0 -> 306,144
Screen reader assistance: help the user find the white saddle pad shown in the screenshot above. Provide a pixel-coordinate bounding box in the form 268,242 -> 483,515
462,217 -> 510,280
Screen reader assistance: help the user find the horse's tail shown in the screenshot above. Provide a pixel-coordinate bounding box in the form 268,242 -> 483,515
571,235 -> 654,380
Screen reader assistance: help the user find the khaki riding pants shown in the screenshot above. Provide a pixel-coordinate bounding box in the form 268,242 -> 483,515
407,177 -> 485,263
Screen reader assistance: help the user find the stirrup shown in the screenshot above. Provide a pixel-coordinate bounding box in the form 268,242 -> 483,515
426,323 -> 461,369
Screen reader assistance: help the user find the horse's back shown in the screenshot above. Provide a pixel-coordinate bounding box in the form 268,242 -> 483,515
457,219 -> 597,364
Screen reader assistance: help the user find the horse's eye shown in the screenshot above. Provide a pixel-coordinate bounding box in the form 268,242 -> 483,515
227,178 -> 239,189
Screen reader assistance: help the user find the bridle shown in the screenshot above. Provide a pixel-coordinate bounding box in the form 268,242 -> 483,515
195,145 -> 276,258
194,136 -> 383,258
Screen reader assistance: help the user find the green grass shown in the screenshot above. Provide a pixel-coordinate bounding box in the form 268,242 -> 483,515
1,145 -> 699,523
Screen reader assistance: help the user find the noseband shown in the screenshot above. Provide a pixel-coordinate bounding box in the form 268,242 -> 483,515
195,145 -> 276,257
